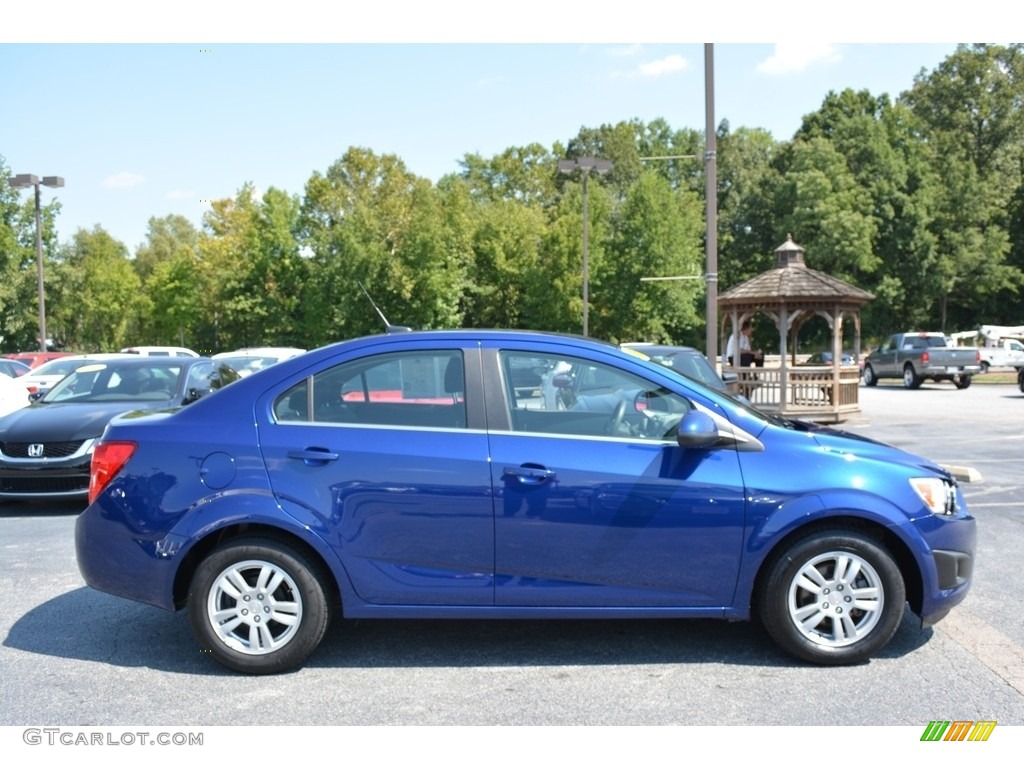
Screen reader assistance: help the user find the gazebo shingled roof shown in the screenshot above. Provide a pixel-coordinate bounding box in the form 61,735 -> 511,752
719,235 -> 874,311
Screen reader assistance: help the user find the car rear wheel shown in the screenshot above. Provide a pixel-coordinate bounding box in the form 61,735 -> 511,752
188,537 -> 331,674
953,374 -> 972,389
758,530 -> 905,665
902,365 -> 921,389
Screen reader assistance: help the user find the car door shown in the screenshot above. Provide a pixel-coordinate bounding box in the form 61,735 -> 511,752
483,344 -> 747,608
257,344 -> 495,606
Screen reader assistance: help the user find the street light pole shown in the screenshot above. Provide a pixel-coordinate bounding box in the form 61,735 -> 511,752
558,157 -> 613,337
8,173 -> 64,352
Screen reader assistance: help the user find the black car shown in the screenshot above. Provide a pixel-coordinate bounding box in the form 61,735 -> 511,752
800,351 -> 857,367
0,356 -> 238,500
621,344 -> 738,394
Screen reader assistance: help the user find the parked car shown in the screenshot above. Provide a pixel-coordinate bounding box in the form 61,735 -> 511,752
212,347 -> 306,377
75,330 -> 976,674
621,343 -> 738,394
800,351 -> 857,367
0,359 -> 31,378
0,373 -> 31,419
18,353 -> 136,395
120,345 -> 199,357
863,332 -> 981,389
0,356 -> 239,501
2,351 -> 72,369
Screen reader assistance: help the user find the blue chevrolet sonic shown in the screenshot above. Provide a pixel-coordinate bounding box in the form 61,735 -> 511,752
76,330 -> 976,674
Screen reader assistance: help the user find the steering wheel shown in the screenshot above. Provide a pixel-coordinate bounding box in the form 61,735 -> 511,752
608,398 -> 628,435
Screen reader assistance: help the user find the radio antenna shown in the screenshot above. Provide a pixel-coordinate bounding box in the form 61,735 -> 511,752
358,281 -> 412,333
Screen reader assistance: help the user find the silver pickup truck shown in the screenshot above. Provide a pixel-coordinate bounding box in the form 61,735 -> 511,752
863,332 -> 981,389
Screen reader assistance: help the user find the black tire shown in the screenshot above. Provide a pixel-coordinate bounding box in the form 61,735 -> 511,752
980,361 -> 990,374
758,530 -> 905,665
1019,369 -> 1024,393
953,374 -> 972,389
902,364 -> 921,390
188,537 -> 331,674
862,365 -> 877,387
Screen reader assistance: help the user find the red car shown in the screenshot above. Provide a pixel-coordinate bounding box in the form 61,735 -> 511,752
2,352 -> 73,369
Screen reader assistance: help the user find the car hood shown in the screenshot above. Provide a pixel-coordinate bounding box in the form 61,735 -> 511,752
0,401 -> 155,442
800,421 -> 947,476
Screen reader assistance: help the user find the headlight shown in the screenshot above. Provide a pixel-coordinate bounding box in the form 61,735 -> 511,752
910,476 -> 957,515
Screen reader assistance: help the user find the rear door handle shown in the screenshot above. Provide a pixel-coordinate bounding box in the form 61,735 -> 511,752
288,448 -> 340,464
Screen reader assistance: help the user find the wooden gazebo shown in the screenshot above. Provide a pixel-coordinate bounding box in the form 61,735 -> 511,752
719,236 -> 874,422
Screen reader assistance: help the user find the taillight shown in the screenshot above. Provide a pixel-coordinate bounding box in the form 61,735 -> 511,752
921,350 -> 930,365
88,441 -> 136,504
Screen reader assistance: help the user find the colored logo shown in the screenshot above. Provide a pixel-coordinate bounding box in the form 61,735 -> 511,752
921,721 -> 996,741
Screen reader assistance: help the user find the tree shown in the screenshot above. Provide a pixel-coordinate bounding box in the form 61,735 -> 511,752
300,147 -> 470,343
793,90 -> 942,334
0,154 -> 63,351
903,44 -> 1024,330
50,227 -> 141,350
133,214 -> 199,281
595,171 -> 704,344
715,125 -> 782,290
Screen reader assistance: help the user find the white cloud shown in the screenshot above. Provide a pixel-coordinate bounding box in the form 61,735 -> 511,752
103,172 -> 145,189
638,54 -> 689,77
756,43 -> 842,75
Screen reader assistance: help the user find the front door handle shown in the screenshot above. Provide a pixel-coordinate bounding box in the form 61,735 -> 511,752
502,465 -> 556,485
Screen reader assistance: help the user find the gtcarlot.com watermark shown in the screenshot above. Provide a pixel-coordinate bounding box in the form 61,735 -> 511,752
23,728 -> 203,747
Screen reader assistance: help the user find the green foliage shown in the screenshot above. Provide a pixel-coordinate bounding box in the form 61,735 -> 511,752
0,154 -> 65,351
51,226 -> 141,350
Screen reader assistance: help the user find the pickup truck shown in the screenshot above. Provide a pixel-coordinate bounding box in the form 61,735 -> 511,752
979,338 -> 1024,373
863,332 -> 981,389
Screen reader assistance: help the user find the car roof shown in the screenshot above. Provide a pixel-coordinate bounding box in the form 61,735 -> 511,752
622,343 -> 701,355
120,346 -> 200,356
212,347 -> 306,358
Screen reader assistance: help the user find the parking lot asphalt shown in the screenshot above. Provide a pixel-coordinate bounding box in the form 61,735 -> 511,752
1,379 -> 1022,728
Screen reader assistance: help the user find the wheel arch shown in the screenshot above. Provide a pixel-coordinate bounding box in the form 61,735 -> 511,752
172,522 -> 341,612
750,516 -> 923,620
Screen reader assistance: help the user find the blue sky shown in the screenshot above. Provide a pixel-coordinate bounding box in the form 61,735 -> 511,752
0,1 -> 1007,252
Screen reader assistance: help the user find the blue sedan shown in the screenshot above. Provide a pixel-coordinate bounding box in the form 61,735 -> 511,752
76,330 -> 976,674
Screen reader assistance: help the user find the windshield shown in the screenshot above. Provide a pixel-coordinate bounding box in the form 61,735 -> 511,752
33,358 -> 96,377
41,362 -> 184,403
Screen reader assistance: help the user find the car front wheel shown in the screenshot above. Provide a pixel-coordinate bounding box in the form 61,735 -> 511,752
758,530 -> 905,665
188,537 -> 331,674
862,365 -> 877,387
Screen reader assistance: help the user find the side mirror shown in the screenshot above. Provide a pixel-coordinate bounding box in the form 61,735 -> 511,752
676,410 -> 719,449
28,391 -> 46,403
